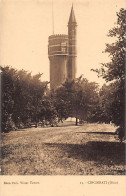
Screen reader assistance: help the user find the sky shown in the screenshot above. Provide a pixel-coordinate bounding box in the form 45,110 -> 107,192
1,0 -> 126,86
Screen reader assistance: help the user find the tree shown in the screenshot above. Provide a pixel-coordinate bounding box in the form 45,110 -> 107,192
53,76 -> 99,125
39,96 -> 58,127
1,66 -> 17,132
1,66 -> 49,132
93,9 -> 126,141
98,83 -> 116,123
72,77 -> 99,125
52,80 -> 75,122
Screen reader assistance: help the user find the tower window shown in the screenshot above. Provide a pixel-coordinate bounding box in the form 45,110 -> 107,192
61,47 -> 66,52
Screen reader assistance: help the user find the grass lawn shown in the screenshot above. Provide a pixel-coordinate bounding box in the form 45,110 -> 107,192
1,123 -> 126,175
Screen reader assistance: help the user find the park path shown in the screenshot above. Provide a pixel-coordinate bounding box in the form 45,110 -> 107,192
1,123 -> 125,175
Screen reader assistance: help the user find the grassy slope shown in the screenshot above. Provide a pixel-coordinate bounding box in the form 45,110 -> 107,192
1,123 -> 126,175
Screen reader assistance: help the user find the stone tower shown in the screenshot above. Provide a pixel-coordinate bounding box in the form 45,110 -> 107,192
48,5 -> 77,90
48,34 -> 68,90
68,5 -> 77,81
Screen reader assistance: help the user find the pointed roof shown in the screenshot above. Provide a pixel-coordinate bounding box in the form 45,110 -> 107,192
68,5 -> 77,24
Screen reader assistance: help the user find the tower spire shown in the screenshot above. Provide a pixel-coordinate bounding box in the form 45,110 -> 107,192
68,4 -> 77,24
67,4 -> 77,81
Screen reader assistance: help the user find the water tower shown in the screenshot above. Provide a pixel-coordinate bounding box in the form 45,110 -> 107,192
48,34 -> 68,90
48,5 -> 77,90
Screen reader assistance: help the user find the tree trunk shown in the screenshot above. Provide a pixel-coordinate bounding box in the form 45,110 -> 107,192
76,117 -> 78,126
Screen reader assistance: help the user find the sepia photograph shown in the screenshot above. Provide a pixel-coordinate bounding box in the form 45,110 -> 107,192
0,0 -> 126,181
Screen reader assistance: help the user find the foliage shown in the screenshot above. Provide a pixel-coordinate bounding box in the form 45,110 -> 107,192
51,80 -> 74,122
93,8 -> 126,140
1,66 -> 50,132
73,77 -> 100,124
98,83 -> 114,123
53,76 -> 99,125
39,97 -> 58,127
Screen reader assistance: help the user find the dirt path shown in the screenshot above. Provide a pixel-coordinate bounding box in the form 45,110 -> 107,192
1,123 -> 125,175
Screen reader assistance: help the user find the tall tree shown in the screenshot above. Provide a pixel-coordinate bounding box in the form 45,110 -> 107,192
94,9 -> 126,140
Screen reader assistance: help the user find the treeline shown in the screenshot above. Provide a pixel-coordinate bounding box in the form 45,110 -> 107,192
0,66 -> 119,132
1,66 -> 57,131
1,66 -> 101,132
